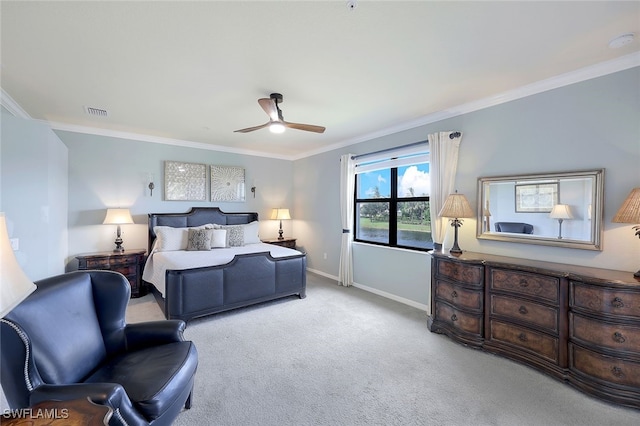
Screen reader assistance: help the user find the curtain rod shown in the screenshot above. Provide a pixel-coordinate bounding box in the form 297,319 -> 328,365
351,131 -> 460,161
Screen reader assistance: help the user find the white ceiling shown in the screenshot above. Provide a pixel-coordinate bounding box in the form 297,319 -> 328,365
1,1 -> 639,160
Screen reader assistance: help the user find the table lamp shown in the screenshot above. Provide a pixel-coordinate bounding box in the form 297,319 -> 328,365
612,188 -> 640,278
0,212 -> 36,317
438,192 -> 474,255
271,208 -> 291,240
103,208 -> 134,253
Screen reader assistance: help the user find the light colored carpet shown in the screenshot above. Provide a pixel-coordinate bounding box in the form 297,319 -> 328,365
127,273 -> 640,426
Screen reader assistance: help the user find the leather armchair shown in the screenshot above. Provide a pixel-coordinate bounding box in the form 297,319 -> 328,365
1,270 -> 198,426
494,222 -> 534,234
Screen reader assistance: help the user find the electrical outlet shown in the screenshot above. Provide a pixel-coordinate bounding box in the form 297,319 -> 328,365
323,252 -> 327,260
10,238 -> 19,251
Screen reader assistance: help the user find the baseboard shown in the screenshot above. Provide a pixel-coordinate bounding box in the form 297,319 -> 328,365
306,267 -> 429,313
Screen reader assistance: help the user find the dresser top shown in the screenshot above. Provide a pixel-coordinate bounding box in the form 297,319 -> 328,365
429,250 -> 639,286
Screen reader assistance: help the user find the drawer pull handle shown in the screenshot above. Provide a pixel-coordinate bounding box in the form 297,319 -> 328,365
612,332 -> 626,344
518,306 -> 528,315
451,290 -> 458,298
611,297 -> 625,308
518,333 -> 528,342
611,366 -> 624,378
519,279 -> 529,287
451,314 -> 458,322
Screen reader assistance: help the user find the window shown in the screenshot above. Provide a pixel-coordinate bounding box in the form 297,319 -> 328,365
353,144 -> 432,251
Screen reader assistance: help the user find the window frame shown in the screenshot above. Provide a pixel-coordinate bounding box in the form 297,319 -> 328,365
353,164 -> 432,252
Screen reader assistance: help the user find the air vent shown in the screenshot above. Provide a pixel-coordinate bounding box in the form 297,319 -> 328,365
84,106 -> 109,118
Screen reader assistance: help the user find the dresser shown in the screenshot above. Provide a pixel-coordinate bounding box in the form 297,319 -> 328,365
76,250 -> 147,298
427,250 -> 640,409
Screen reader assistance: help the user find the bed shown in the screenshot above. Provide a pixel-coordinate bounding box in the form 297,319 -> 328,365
142,207 -> 307,321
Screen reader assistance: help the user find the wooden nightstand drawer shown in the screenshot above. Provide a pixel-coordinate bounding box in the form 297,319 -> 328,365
491,294 -> 558,333
81,258 -> 109,269
489,268 -> 559,304
262,238 -> 296,249
76,250 -> 146,298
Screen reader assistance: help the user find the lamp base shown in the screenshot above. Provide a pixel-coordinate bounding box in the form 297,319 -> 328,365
449,219 -> 463,256
278,220 -> 284,240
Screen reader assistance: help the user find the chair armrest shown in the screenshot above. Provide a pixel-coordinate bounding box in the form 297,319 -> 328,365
30,383 -> 147,426
124,320 -> 186,351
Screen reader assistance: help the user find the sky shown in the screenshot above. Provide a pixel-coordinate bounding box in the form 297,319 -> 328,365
358,164 -> 430,199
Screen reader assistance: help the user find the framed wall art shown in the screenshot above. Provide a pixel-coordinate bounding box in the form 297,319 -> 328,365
210,165 -> 246,202
164,161 -> 207,201
515,182 -> 559,213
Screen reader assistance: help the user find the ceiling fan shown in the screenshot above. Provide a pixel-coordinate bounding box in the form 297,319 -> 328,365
234,93 -> 326,134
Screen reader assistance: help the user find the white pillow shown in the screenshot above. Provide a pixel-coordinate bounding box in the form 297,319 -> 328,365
211,229 -> 227,248
153,226 -> 189,251
153,225 -> 209,251
243,221 -> 261,244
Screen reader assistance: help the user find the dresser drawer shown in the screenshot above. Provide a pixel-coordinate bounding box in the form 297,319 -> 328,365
489,268 -> 559,304
435,280 -> 483,312
570,343 -> 640,388
570,313 -> 640,354
436,259 -> 483,287
434,301 -> 483,336
571,282 -> 640,320
490,320 -> 559,364
490,295 -> 558,333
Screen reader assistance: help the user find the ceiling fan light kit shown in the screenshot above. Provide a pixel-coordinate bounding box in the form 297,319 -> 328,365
234,93 -> 326,134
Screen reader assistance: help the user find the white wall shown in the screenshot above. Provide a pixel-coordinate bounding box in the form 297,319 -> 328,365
294,67 -> 640,308
0,113 -> 68,280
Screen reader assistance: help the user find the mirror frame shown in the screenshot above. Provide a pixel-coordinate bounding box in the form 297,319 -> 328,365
476,169 -> 604,251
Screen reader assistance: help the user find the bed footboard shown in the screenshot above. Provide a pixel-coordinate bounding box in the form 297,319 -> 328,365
162,251 -> 306,321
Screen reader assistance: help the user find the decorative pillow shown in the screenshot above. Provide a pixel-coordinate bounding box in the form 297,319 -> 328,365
222,225 -> 245,247
211,229 -> 227,248
187,228 -> 213,251
243,221 -> 261,244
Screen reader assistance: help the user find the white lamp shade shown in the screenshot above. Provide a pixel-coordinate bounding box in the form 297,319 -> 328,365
270,208 -> 291,220
0,213 -> 36,317
549,204 -> 574,220
438,193 -> 474,219
103,208 -> 134,225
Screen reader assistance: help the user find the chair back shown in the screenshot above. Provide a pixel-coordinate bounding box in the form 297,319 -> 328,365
1,271 -> 129,407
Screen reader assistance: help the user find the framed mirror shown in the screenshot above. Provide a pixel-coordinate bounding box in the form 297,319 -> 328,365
477,169 -> 604,250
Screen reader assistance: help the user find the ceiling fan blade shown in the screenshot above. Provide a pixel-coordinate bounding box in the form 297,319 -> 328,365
283,121 -> 326,133
233,122 -> 270,133
258,98 -> 279,120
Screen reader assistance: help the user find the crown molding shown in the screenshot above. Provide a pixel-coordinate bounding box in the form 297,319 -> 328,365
40,120 -> 293,161
3,52 -> 638,162
0,88 -> 31,119
292,52 -> 640,160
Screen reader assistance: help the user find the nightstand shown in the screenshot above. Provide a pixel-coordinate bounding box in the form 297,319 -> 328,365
76,249 -> 147,298
261,237 -> 297,249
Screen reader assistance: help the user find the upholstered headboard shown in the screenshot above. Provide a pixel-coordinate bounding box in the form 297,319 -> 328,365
148,207 -> 259,253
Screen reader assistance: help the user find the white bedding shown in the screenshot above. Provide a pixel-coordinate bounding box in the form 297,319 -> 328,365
142,242 -> 302,297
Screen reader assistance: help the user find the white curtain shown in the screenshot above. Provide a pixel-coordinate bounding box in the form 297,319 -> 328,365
338,153 -> 355,287
428,132 -> 462,247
